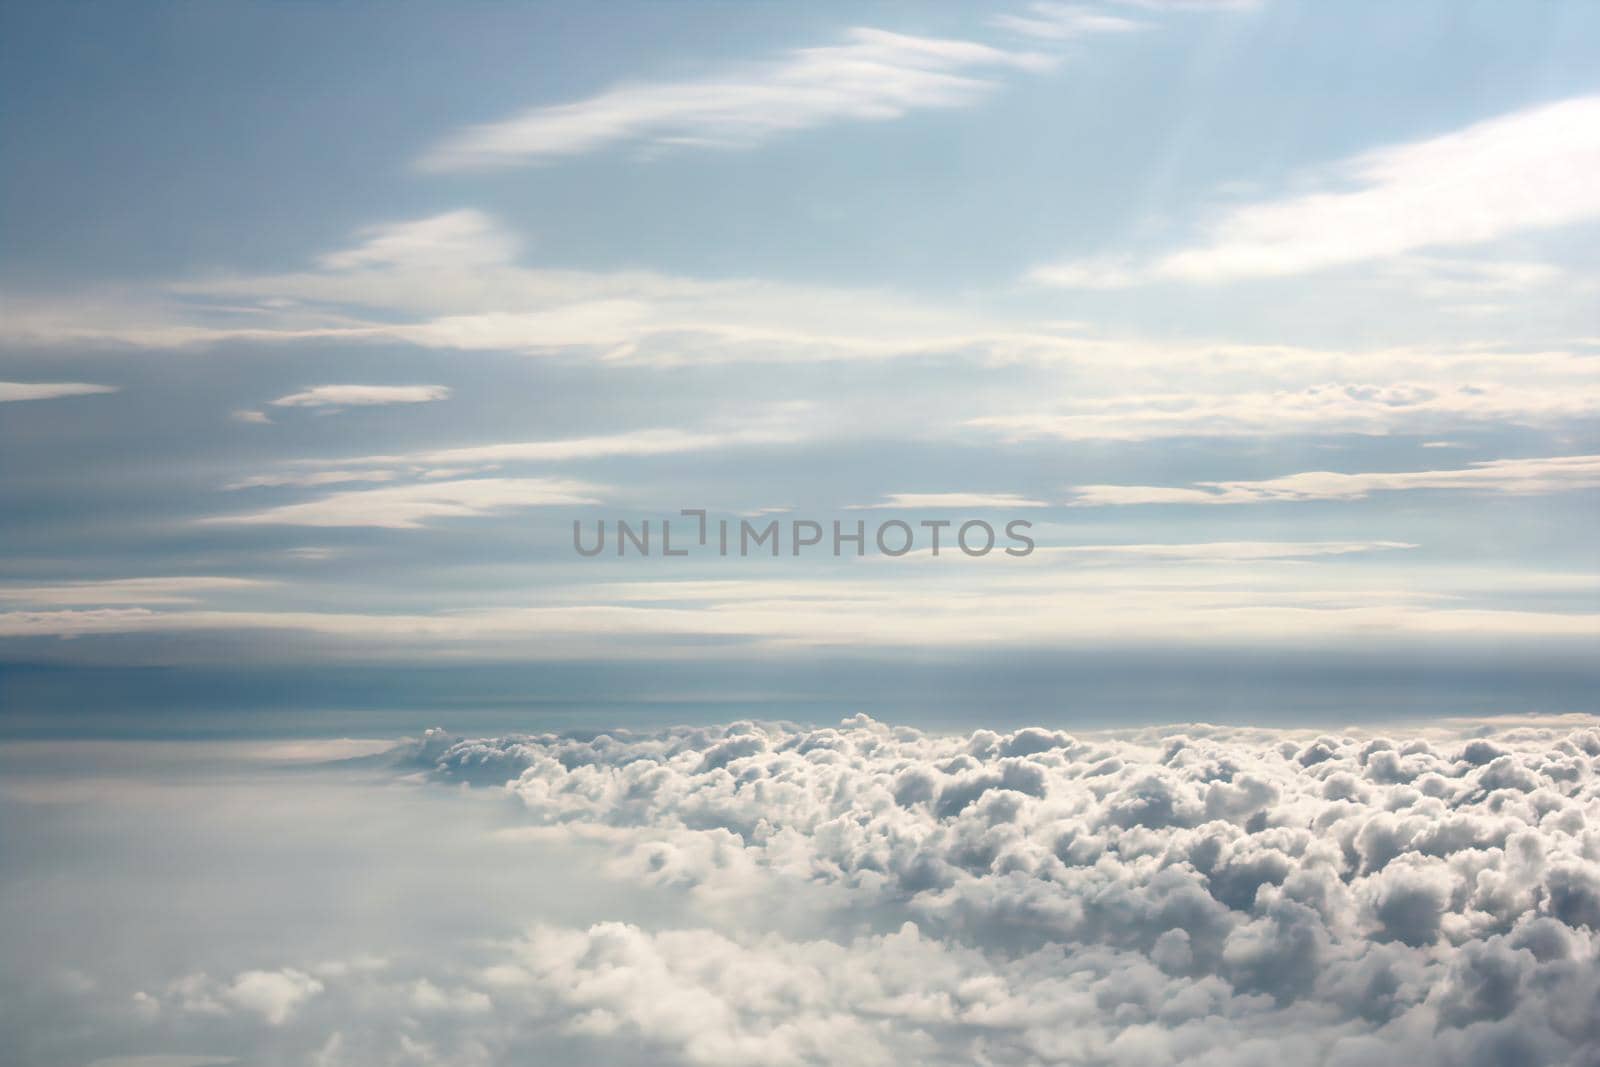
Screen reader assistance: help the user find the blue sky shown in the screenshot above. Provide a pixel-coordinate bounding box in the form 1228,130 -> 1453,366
1,0 -> 1597,731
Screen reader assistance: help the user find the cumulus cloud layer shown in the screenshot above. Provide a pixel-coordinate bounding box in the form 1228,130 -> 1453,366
19,716 -> 1598,1066
389,714 -> 1600,1065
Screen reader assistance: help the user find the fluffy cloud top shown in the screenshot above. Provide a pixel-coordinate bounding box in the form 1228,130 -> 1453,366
28,715 -> 1599,1066
374,714 -> 1600,1065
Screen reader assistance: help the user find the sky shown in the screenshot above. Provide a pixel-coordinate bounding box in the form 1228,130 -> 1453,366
2,0 -> 1599,733
3,6 -> 1600,1064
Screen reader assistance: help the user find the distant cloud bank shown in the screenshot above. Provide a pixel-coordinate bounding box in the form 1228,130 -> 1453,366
75,714 -> 1599,1066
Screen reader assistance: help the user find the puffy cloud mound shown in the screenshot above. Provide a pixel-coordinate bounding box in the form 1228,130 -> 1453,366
40,716 -> 1596,1066
412,715 -> 1600,1065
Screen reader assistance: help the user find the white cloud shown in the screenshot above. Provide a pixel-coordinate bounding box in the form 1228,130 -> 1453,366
200,477 -> 603,528
1034,94 -> 1600,284
37,713 -> 1598,1066
845,492 -> 1051,509
18,702 -> 1600,1067
143,969 -> 323,1027
0,577 -> 272,607
0,208 -> 1595,471
5,555 -> 1595,651
1022,257 -> 1146,289
219,424 -> 802,505
0,286 -> 377,349
1067,454 -> 1600,506
0,381 -> 117,402
1115,0 -> 1261,10
316,210 -> 519,271
416,29 -> 1052,170
332,426 -> 800,467
1380,255 -> 1564,299
231,408 -> 271,424
991,3 -> 1145,40
395,714 -> 1600,1065
226,469 -> 405,490
83,1058 -> 236,1067
969,380 -> 1600,441
269,384 -> 451,408
867,539 -> 1419,565
221,969 -> 324,1025
1039,540 -> 1416,561
143,210 -> 1068,366
4,210 -> 1594,447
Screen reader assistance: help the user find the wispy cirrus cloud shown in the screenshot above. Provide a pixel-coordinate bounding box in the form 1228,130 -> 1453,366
3,559 -> 1595,650
1033,94 -> 1600,285
868,539 -> 1420,565
0,577 -> 273,607
845,492 -> 1051,509
201,477 -> 602,529
3,209 -> 1595,446
327,425 -> 803,467
1114,0 -> 1262,10
416,29 -> 1054,170
1068,454 -> 1600,506
969,380 -> 1600,441
1,206 -> 1586,378
133,210 -> 1058,364
219,424 -> 804,496
269,384 -> 451,409
225,469 -> 407,491
82,1056 -> 237,1067
990,3 -> 1145,39
0,381 -> 118,402
1039,539 -> 1417,561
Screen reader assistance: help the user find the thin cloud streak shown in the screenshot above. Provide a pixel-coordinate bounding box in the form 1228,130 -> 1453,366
199,477 -> 604,529
1038,540 -> 1418,560
417,28 -> 1054,170
968,380 -> 1600,441
269,384 -> 451,408
3,560 -> 1595,652
0,577 -> 274,607
0,381 -> 118,402
991,3 -> 1145,39
1068,454 -> 1600,506
846,492 -> 1051,509
7,212 -> 1592,448
328,426 -> 804,467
